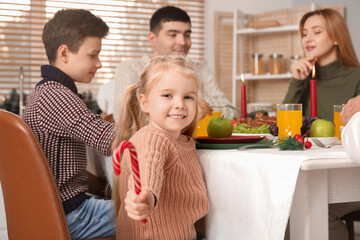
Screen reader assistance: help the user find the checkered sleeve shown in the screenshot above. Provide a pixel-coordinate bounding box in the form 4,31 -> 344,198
37,87 -> 115,156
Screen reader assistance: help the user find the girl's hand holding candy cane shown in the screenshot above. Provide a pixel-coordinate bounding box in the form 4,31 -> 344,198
113,140 -> 151,223
124,189 -> 155,221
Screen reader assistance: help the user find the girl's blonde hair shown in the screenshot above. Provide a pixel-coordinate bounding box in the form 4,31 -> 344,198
112,55 -> 199,151
299,8 -> 359,68
111,55 -> 200,214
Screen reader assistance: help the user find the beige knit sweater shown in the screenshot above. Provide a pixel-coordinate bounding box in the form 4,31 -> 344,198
116,125 -> 209,240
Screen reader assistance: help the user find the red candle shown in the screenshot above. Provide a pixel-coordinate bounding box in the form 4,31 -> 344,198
113,141 -> 147,223
241,74 -> 247,118
310,65 -> 317,118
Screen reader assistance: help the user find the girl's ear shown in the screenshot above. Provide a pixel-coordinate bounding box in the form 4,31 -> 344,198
139,93 -> 149,113
57,44 -> 70,63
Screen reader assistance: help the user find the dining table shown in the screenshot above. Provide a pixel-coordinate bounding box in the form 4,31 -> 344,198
91,140 -> 360,240
197,141 -> 360,240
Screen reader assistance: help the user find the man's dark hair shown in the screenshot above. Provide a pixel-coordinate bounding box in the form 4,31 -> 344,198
150,6 -> 191,35
42,9 -> 109,63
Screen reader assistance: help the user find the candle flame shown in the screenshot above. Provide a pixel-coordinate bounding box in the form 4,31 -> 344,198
241,73 -> 245,83
312,65 -> 316,78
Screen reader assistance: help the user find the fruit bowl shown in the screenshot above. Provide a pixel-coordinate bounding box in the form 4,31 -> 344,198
309,137 -> 337,146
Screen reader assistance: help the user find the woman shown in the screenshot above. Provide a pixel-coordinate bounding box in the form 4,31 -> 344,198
283,8 -> 360,122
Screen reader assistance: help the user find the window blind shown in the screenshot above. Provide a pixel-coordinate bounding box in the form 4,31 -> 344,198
0,0 -> 205,101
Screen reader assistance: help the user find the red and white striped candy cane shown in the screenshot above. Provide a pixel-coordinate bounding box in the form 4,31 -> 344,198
113,141 -> 147,223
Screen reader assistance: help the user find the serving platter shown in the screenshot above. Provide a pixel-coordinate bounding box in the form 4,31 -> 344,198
195,139 -> 275,150
232,133 -> 276,140
195,135 -> 265,144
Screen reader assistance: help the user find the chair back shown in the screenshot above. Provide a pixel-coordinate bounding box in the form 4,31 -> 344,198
0,109 -> 70,240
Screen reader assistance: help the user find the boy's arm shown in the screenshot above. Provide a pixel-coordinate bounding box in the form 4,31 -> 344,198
38,88 -> 115,156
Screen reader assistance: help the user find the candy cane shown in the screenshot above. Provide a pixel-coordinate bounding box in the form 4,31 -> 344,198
113,141 -> 147,223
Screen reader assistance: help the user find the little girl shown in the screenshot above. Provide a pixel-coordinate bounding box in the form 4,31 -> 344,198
112,56 -> 209,240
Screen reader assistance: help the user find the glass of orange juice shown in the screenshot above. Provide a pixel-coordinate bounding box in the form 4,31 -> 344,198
276,104 -> 302,141
193,111 -> 222,137
334,104 -> 345,140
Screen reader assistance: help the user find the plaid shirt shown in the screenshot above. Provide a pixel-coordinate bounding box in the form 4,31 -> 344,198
23,65 -> 115,214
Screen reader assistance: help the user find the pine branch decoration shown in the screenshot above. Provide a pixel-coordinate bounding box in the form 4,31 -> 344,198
276,136 -> 304,150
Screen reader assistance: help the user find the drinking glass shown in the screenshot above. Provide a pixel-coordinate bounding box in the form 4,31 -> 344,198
334,104 -> 345,140
193,108 -> 222,137
276,104 -> 302,141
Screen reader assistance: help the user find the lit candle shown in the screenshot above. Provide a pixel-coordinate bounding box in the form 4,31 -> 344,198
310,65 -> 317,118
241,74 -> 247,118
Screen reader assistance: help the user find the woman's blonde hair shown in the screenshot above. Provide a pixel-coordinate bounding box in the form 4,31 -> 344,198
111,55 -> 199,214
299,8 -> 359,68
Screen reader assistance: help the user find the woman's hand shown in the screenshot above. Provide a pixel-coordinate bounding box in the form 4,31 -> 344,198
341,96 -> 360,126
291,57 -> 317,80
124,189 -> 155,221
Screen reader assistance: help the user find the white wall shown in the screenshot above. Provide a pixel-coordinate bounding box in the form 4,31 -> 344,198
204,0 -> 291,73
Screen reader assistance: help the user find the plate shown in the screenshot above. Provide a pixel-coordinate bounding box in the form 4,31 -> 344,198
308,137 -> 337,146
232,133 -> 276,140
196,139 -> 275,150
195,135 -> 265,144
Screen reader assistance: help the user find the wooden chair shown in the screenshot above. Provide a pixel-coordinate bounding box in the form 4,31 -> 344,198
0,109 -> 115,240
341,210 -> 360,240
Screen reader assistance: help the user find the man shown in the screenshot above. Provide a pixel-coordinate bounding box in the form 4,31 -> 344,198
108,5 -> 236,122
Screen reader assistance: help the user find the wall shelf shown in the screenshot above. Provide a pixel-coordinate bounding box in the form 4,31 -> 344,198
236,73 -> 293,80
231,9 -> 299,106
236,25 -> 298,36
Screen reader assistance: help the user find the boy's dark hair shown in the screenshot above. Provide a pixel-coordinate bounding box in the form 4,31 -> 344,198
150,6 -> 191,35
42,9 -> 109,63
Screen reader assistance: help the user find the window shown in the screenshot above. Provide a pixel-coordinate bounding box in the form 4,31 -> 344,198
0,0 -> 205,104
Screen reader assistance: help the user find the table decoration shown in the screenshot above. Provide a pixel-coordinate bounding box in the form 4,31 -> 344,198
310,65 -> 318,118
276,133 -> 312,150
113,141 -> 147,223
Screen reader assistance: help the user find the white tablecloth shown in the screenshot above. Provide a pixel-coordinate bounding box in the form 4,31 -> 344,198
197,146 -> 349,240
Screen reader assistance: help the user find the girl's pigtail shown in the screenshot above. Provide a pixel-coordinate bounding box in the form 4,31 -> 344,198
112,83 -> 142,151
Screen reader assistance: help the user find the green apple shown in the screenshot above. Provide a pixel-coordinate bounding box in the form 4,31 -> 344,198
207,116 -> 233,138
309,119 -> 335,137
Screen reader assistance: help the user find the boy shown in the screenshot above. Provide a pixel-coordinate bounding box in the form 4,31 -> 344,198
23,9 -> 116,240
